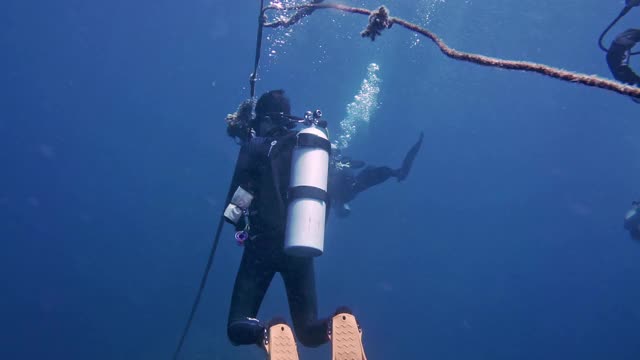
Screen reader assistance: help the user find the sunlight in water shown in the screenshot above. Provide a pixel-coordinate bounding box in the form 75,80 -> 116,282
334,63 -> 381,150
265,0 -> 304,60
411,0 -> 446,48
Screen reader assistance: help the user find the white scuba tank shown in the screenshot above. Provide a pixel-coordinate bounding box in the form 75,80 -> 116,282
284,125 -> 330,257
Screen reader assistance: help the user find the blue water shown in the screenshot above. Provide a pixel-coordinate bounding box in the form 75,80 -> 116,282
2,0 -> 640,359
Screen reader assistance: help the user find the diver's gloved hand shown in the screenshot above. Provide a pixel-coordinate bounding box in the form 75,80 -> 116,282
622,0 -> 640,15
607,29 -> 640,85
626,0 -> 640,8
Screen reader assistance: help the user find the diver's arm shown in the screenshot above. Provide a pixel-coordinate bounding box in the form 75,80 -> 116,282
350,132 -> 423,194
223,144 -> 255,229
225,145 -> 253,202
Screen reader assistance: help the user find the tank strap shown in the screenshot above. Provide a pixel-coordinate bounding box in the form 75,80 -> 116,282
247,136 -> 270,159
288,185 -> 328,203
249,136 -> 267,145
297,133 -> 331,153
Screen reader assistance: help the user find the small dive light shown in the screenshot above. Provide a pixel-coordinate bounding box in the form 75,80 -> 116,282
235,231 -> 249,246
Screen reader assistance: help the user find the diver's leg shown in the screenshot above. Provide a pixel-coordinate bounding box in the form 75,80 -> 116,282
227,246 -> 276,346
281,256 -> 329,348
352,131 -> 423,192
352,165 -> 395,194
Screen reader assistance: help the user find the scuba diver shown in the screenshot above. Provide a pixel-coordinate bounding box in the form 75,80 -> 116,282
624,201 -> 640,241
600,0 -> 640,100
223,90 -> 368,359
329,132 -> 424,218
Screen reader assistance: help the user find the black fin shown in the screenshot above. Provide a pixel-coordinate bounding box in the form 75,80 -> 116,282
396,131 -> 424,181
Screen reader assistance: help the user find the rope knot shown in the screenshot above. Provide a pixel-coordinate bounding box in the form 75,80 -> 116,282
360,6 -> 392,41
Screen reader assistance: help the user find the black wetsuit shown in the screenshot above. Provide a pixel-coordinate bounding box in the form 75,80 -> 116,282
607,28 -> 640,85
328,132 -> 424,218
328,165 -> 396,218
225,129 -> 329,348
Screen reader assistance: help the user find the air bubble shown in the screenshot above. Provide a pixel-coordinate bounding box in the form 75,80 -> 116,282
334,63 -> 382,150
